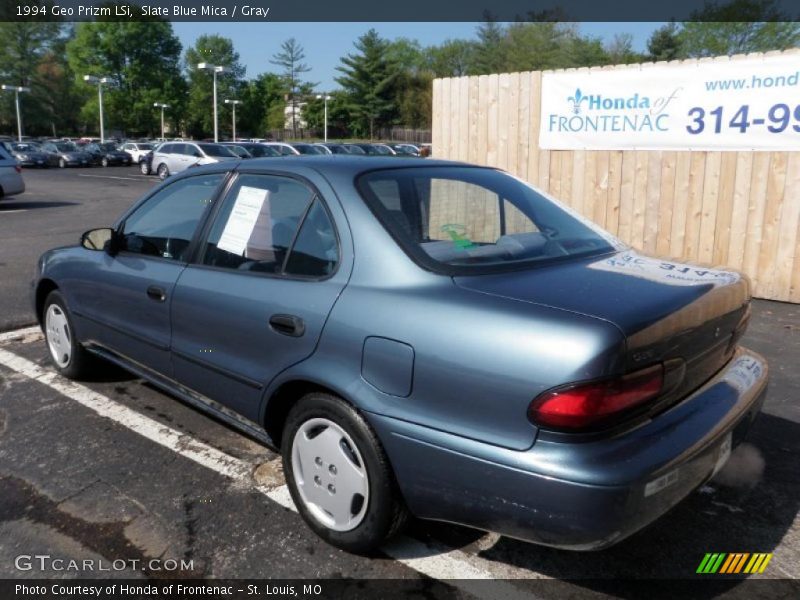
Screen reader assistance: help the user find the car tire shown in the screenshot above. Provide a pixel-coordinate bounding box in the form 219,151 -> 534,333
157,163 -> 169,180
140,161 -> 150,175
42,290 -> 94,380
101,157 -> 109,167
281,392 -> 408,554
58,158 -> 66,168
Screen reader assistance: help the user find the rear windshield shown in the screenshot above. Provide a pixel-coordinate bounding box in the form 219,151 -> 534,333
357,166 -> 621,274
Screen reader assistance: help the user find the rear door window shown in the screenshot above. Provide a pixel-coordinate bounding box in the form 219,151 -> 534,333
201,174 -> 338,277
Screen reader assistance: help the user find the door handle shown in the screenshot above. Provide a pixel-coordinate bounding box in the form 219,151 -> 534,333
146,285 -> 167,302
269,314 -> 305,337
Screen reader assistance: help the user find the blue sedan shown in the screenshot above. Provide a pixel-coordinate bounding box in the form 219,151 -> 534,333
33,157 -> 768,553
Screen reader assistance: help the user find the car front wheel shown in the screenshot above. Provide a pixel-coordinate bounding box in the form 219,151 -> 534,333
157,163 -> 169,180
101,157 -> 109,167
58,158 -> 66,168
140,161 -> 150,175
43,290 -> 93,379
282,393 -> 408,554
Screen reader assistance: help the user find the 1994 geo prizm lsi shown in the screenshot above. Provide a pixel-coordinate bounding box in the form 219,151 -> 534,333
33,156 -> 768,553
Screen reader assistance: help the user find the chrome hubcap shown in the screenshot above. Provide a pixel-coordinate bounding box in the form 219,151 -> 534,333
291,418 -> 369,531
45,304 -> 72,368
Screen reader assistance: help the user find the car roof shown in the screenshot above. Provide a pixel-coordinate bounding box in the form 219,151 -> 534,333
235,155 -> 466,173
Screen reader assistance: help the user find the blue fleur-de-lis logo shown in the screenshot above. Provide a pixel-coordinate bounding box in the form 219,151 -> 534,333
567,88 -> 587,114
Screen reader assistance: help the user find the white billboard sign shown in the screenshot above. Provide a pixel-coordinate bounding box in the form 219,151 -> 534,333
539,53 -> 800,151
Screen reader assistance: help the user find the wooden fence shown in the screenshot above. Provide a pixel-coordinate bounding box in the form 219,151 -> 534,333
431,51 -> 800,303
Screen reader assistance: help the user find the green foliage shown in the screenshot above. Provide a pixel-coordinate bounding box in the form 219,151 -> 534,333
0,19 -> 77,136
680,0 -> 800,57
184,34 -> 245,139
336,29 -> 401,139
426,39 -> 476,77
271,38 -> 313,137
236,72 -> 285,138
647,22 -> 682,61
66,20 -> 185,137
605,33 -> 645,65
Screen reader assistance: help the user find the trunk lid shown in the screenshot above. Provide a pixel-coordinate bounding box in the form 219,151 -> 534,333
455,251 -> 750,402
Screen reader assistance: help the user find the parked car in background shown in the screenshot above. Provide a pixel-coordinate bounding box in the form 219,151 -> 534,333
5,142 -> 58,167
351,143 -> 396,156
41,141 -> 92,168
260,142 -> 300,156
121,142 -> 155,164
83,142 -> 133,167
150,141 -> 238,180
220,143 -> 253,159
321,143 -> 352,155
389,143 -> 421,157
342,144 -> 367,155
33,156 -> 767,554
289,143 -> 328,156
0,144 -> 25,198
230,142 -> 283,158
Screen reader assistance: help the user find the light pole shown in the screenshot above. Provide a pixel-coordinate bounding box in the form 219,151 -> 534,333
316,94 -> 331,143
1,85 -> 30,142
83,75 -> 112,143
224,99 -> 241,141
153,103 -> 169,140
196,63 -> 226,142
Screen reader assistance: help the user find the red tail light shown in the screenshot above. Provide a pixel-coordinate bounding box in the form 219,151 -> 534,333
528,365 -> 664,431
14,165 -> 21,173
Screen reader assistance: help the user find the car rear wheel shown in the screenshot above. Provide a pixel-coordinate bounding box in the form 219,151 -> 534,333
43,290 -> 93,379
282,392 -> 408,554
157,163 -> 169,180
101,157 -> 109,167
58,158 -> 66,168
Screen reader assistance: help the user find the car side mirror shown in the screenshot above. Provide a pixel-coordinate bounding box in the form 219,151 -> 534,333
80,228 -> 118,254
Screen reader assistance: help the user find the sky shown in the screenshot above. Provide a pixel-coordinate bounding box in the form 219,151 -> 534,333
172,22 -> 663,91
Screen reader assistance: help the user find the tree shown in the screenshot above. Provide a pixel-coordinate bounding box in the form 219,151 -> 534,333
605,33 -> 644,65
270,38 -> 312,138
336,29 -> 400,139
185,35 -> 245,138
469,18 -> 508,74
236,72 -> 286,137
0,19 -> 66,136
680,0 -> 800,57
647,22 -> 682,61
303,91 -> 350,138
426,39 -> 475,77
67,20 -> 185,137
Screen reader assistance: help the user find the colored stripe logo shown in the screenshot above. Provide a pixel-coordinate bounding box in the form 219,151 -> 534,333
697,553 -> 773,574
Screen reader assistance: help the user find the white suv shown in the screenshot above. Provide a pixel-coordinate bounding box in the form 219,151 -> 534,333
121,142 -> 155,164
150,142 -> 238,180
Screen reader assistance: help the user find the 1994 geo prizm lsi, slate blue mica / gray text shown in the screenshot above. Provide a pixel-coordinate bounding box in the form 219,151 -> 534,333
32,156 -> 768,553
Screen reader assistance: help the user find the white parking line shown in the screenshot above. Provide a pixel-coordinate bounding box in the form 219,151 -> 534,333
0,330 -> 535,597
0,209 -> 28,214
77,174 -> 145,182
0,325 -> 40,344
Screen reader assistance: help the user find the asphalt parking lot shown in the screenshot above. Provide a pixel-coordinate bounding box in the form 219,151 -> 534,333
0,168 -> 798,596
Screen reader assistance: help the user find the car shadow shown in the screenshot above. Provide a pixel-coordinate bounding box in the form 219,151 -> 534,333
77,360 -> 136,383
407,412 -> 799,590
0,200 -> 78,210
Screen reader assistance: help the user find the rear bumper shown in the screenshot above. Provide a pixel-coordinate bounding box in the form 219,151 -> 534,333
369,347 -> 768,550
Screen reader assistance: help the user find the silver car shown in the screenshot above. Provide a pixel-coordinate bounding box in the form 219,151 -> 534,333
150,142 -> 238,180
0,144 -> 25,199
